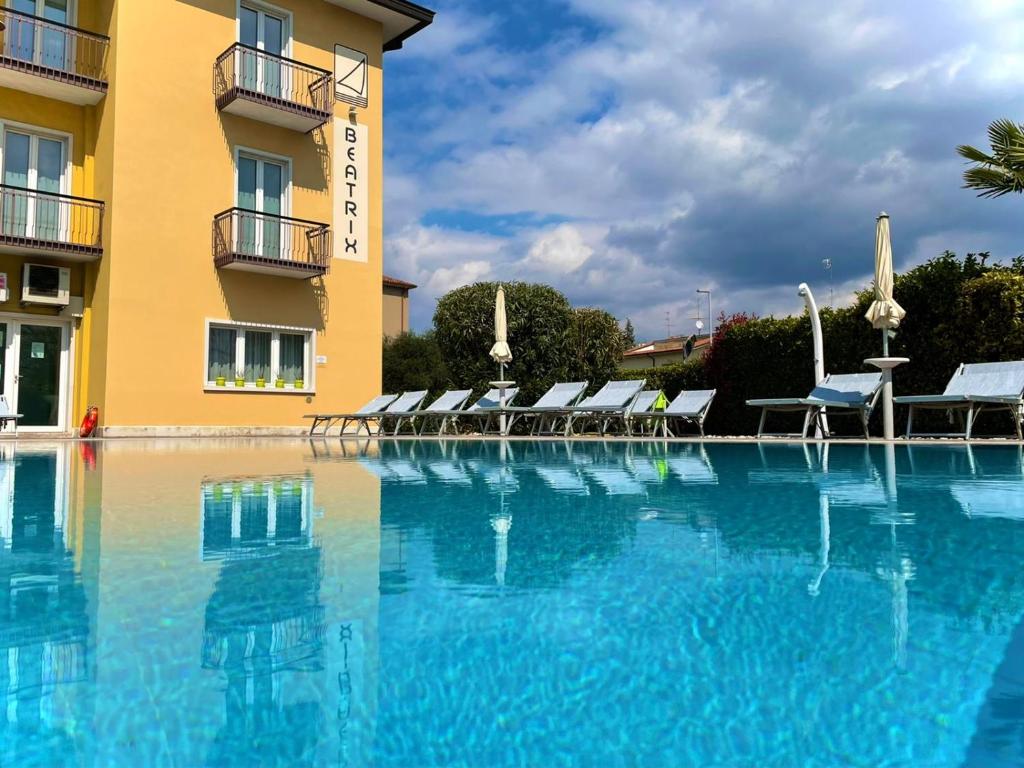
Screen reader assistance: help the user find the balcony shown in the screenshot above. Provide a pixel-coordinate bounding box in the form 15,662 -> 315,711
0,184 -> 103,261
213,44 -> 333,133
213,208 -> 330,279
0,7 -> 109,105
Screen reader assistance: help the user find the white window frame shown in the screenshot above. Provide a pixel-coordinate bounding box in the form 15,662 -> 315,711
236,0 -> 292,57
0,120 -> 75,242
233,146 -> 292,258
203,319 -> 316,394
4,0 -> 78,70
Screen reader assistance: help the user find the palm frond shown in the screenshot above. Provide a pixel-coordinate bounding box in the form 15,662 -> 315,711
960,119 -> 1024,197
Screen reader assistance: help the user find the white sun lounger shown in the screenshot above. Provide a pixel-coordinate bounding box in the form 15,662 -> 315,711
505,382 -> 590,435
417,387 -> 521,436
305,394 -> 399,435
366,391 -> 429,436
622,390 -> 663,436
748,373 -> 883,438
894,361 -> 1024,439
642,389 -> 717,437
564,380 -> 646,436
391,389 -> 472,435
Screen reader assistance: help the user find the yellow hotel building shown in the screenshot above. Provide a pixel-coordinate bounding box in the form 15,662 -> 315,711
0,0 -> 432,435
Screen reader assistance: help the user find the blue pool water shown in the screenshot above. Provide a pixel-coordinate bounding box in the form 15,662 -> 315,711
2,439 -> 1024,766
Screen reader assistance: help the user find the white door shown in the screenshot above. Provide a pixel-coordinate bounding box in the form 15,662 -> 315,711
0,318 -> 71,431
1,129 -> 69,243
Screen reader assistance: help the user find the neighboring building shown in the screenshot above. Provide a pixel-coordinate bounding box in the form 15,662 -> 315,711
621,335 -> 711,370
0,0 -> 433,434
382,274 -> 415,338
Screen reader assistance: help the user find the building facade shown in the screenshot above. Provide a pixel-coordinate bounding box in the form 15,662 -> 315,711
621,335 -> 711,370
382,274 -> 413,338
0,0 -> 432,434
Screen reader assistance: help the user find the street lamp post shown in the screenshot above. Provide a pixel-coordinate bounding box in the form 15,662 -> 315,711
696,289 -> 712,346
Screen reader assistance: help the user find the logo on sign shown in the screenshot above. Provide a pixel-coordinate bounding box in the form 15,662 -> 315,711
334,44 -> 368,108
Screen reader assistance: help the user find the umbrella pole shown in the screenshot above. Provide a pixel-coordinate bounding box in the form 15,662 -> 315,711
882,329 -> 889,357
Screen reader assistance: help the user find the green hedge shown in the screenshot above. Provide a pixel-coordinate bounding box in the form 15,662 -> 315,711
620,253 -> 1024,436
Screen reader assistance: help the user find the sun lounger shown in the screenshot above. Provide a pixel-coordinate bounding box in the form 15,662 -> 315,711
391,389 -> 472,435
748,373 -> 883,438
356,390 -> 428,436
565,380 -> 646,436
417,387 -> 521,436
642,389 -> 717,437
305,394 -> 398,435
622,390 -> 663,436
504,382 -> 589,435
894,361 -> 1024,439
0,396 -> 22,435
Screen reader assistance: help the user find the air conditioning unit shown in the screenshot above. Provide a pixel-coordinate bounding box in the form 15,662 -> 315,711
22,264 -> 71,307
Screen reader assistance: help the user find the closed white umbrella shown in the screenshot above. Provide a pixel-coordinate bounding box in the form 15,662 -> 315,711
864,212 -> 905,355
489,285 -> 512,376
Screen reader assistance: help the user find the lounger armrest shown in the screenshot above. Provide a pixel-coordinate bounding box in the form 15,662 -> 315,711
892,394 -> 970,405
746,398 -> 806,407
802,398 -> 869,409
970,394 -> 1024,404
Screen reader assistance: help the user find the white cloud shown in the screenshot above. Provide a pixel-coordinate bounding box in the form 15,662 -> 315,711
521,224 -> 594,274
384,0 -> 1024,339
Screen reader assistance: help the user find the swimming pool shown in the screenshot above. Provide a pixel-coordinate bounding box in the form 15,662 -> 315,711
2,439 -> 1023,766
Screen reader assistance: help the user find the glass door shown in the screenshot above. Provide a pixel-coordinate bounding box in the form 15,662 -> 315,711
16,323 -> 64,428
6,0 -> 71,73
237,154 -> 286,259
2,129 -> 68,243
239,4 -> 287,100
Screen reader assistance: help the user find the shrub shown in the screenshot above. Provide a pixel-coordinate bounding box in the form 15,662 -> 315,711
382,331 -> 450,401
567,308 -> 627,393
433,282 -> 575,404
618,358 -> 709,396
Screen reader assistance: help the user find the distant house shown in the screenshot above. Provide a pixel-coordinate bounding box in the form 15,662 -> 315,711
621,335 -> 711,370
383,276 -> 416,338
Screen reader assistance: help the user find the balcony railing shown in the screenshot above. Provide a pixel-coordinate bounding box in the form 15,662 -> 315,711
213,208 -> 330,279
0,184 -> 103,260
0,6 -> 109,101
213,44 -> 333,133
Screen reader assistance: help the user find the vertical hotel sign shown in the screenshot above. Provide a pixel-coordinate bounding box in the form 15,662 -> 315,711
334,44 -> 369,262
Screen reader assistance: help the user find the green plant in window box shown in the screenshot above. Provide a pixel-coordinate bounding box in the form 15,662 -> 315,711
256,378 -> 266,388
294,379 -> 304,389
275,378 -> 285,388
235,377 -> 245,387
215,376 -> 226,387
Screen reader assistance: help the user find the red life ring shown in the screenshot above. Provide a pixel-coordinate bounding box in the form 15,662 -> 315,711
80,406 -> 99,438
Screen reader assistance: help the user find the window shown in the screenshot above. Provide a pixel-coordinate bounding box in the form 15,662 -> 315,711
206,322 -> 312,390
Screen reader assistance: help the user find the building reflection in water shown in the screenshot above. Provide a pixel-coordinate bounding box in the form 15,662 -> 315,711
0,444 -> 93,767
199,474 -> 326,765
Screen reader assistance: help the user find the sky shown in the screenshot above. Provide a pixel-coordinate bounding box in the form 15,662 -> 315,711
381,0 -> 1024,341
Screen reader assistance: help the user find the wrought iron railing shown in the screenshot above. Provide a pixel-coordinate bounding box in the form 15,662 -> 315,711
0,184 -> 104,255
213,208 -> 331,275
214,43 -> 333,120
0,6 -> 109,86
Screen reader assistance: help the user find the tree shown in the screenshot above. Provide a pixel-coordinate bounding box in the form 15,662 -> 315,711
621,318 -> 636,348
568,308 -> 626,391
382,331 -> 450,400
957,119 -> 1024,198
433,282 -> 575,404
